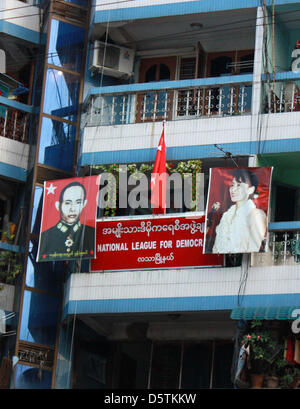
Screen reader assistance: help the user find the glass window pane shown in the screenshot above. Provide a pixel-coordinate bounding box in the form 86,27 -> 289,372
31,186 -> 43,233
19,290 -> 59,346
62,0 -> 88,6
15,364 -> 52,389
43,68 -> 80,121
150,344 -> 181,388
181,343 -> 212,388
25,245 -> 63,293
48,19 -> 85,72
38,116 -> 76,172
212,343 -> 234,388
27,186 -> 63,293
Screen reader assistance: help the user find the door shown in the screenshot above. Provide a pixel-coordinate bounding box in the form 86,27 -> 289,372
207,53 -> 234,115
136,57 -> 177,122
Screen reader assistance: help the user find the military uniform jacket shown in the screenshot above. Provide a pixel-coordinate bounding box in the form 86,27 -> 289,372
38,220 -> 95,261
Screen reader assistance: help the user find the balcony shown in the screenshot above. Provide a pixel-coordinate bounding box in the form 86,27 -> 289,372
0,74 -> 35,144
1,0 -> 41,38
262,72 -> 300,114
84,71 -> 300,128
83,75 -> 253,127
0,99 -> 31,180
0,105 -> 29,143
252,222 -> 300,267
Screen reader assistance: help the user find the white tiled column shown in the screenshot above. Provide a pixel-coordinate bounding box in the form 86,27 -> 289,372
251,6 -> 264,116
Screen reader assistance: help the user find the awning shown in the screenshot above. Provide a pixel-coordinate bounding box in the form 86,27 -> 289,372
230,306 -> 300,320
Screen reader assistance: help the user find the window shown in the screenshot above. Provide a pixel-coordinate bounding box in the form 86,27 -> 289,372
90,340 -> 234,389
274,184 -> 299,222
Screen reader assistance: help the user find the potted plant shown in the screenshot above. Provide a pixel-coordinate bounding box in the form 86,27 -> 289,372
242,334 -> 267,386
281,366 -> 300,388
280,368 -> 295,389
265,357 -> 287,388
291,367 -> 300,388
0,250 -> 22,284
0,231 -> 22,285
242,320 -> 281,388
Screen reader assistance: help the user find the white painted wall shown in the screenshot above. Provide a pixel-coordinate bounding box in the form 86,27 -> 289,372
67,263 -> 300,305
82,112 -> 300,155
1,0 -> 40,32
95,0 -> 200,12
0,283 -> 15,312
0,136 -> 29,171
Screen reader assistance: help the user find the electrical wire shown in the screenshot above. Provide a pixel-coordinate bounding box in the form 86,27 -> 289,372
1,3 -> 300,32
0,0 -> 137,14
64,9 -> 112,389
237,259 -> 249,307
3,15 -> 300,73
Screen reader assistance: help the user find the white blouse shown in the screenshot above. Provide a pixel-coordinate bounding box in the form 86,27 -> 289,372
212,199 -> 264,254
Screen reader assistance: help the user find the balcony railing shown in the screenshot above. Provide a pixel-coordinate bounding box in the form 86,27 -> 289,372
83,76 -> 253,127
252,222 -> 300,266
83,72 -> 300,127
262,72 -> 300,114
0,105 -> 29,143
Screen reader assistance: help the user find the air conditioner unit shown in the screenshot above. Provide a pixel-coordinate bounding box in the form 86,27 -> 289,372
90,40 -> 135,78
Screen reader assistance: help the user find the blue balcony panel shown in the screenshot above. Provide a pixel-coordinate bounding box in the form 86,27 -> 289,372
87,74 -> 253,100
0,161 -> 27,182
0,96 -> 36,114
268,221 -> 300,231
94,0 -> 260,24
63,293 -> 300,320
0,241 -> 24,253
0,21 -> 41,45
80,137 -> 300,166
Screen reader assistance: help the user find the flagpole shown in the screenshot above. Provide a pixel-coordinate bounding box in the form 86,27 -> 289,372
162,120 -> 166,215
151,121 -> 167,214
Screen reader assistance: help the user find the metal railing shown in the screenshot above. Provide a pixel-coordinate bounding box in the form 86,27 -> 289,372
263,79 -> 300,113
83,83 -> 252,127
0,105 -> 29,143
252,230 -> 300,266
270,230 -> 300,263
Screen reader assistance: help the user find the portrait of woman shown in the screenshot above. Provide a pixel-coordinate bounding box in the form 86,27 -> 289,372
204,167 -> 273,254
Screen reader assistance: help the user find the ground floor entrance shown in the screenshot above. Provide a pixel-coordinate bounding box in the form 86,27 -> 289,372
70,311 -> 235,389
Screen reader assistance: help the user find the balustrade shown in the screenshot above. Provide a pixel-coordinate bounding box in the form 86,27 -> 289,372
83,83 -> 252,127
252,230 -> 300,266
0,105 -> 29,143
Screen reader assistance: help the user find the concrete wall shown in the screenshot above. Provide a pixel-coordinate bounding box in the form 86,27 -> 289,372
81,111 -> 300,165
0,137 -> 29,181
0,283 -> 15,312
0,0 -> 40,33
64,262 -> 300,316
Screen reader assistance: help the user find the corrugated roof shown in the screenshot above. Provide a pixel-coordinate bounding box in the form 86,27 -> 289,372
230,306 -> 300,320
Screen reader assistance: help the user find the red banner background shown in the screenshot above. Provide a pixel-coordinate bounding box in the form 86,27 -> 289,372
40,176 -> 100,232
91,215 -> 223,271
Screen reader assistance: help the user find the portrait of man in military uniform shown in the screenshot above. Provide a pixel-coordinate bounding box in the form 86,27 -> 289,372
37,177 -> 99,262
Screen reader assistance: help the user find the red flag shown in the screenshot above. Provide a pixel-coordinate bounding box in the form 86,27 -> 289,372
151,123 -> 167,214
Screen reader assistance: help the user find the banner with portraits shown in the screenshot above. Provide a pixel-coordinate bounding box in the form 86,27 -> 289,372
203,167 -> 273,254
37,176 -> 100,262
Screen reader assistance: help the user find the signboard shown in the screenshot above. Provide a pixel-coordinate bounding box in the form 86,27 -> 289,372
203,167 -> 273,254
37,176 -> 100,262
91,214 -> 223,272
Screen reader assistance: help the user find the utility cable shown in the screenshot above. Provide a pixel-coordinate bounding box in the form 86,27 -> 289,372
0,0 -> 137,14
4,16 -> 300,72
65,9 -> 111,389
3,8 -> 300,71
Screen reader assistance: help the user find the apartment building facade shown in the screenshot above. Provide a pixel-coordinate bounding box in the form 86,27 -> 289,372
0,0 -> 300,389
